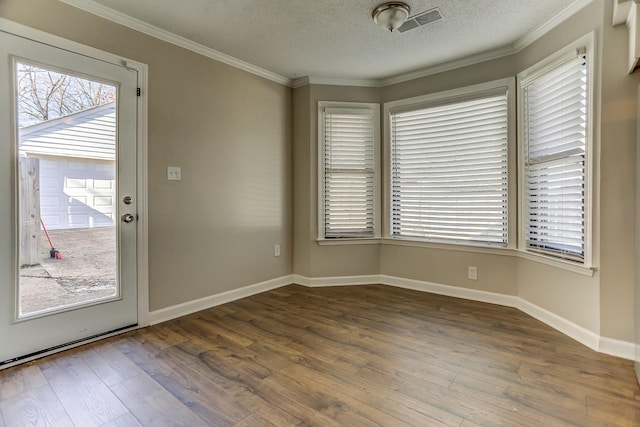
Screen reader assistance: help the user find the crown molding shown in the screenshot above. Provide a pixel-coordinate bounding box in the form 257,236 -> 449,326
291,43 -> 517,89
376,0 -> 593,87
58,0 -> 292,87
307,76 -> 381,88
613,0 -> 633,26
298,0 -> 592,89
379,44 -> 517,87
291,77 -> 310,88
513,0 -> 594,52
59,0 -> 592,90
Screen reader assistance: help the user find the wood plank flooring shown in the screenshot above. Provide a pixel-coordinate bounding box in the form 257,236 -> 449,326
1,284 -> 639,426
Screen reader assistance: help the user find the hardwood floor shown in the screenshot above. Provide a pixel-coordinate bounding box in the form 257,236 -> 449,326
1,284 -> 639,426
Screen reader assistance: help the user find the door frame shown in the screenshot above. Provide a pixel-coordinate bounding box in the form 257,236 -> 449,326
0,18 -> 150,339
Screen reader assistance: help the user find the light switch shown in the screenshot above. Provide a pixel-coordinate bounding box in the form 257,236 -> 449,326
167,166 -> 181,181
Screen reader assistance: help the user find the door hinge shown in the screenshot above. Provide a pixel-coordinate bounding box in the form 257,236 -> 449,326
136,88 -> 141,97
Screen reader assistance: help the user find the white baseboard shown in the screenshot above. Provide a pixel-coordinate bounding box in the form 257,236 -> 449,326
148,272 -> 635,361
378,274 -> 519,308
598,336 -> 636,360
293,274 -> 518,307
516,298 -> 600,352
291,273 -> 380,287
148,275 -> 293,325
293,273 -> 634,361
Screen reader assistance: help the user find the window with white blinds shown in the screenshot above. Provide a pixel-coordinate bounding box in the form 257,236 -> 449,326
390,88 -> 509,246
320,104 -> 378,239
521,51 -> 588,262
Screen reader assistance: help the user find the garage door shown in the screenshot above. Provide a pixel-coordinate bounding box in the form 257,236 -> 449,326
38,156 -> 116,230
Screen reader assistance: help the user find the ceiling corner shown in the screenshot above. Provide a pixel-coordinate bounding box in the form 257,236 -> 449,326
513,0 -> 594,52
58,0 -> 292,87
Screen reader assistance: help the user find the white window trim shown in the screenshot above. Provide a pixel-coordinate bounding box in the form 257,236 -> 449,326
517,32 -> 596,270
317,101 -> 381,241
382,77 -> 517,250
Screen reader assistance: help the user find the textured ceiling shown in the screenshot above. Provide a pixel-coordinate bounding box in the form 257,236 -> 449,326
85,0 -> 580,82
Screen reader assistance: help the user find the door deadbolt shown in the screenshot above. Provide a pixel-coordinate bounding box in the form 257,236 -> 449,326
122,213 -> 135,223
123,196 -> 133,204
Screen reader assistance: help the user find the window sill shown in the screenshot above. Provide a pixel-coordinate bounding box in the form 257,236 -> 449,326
381,237 -> 513,255
316,237 -> 596,276
517,250 -> 595,277
316,238 -> 381,246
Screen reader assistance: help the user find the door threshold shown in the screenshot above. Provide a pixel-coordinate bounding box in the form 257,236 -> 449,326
0,323 -> 138,370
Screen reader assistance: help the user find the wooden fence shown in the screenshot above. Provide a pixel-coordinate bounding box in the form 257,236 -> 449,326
19,157 -> 40,267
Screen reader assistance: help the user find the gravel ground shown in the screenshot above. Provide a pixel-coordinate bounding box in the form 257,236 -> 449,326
19,227 -> 117,315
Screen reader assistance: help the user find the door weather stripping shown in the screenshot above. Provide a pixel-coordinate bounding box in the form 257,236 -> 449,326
0,323 -> 137,368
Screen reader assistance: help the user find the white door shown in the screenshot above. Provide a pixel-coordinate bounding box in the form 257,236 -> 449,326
0,31 -> 138,364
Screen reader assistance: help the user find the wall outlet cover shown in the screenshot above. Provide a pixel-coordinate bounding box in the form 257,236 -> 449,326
167,166 -> 181,181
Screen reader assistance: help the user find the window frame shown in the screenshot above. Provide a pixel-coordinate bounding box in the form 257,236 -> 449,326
317,101 -> 381,241
517,32 -> 595,268
382,78 -> 517,249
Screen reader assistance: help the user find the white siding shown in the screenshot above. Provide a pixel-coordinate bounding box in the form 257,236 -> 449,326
39,156 -> 116,230
19,102 -> 115,160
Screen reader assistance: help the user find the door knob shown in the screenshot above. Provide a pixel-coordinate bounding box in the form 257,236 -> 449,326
122,213 -> 135,223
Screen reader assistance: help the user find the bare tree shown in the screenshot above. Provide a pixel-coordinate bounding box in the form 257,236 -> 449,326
17,62 -> 116,128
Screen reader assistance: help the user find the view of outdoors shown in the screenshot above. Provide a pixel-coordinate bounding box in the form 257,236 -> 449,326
17,62 -> 116,127
17,61 -> 119,316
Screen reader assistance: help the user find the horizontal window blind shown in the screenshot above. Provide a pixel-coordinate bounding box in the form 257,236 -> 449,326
323,107 -> 375,238
523,53 -> 587,262
391,91 -> 509,246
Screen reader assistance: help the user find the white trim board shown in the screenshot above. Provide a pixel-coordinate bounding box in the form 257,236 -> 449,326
292,274 -> 633,361
59,0 -> 592,89
515,298 -> 600,351
148,275 -> 294,325
599,336 -> 636,361
58,0 -> 290,87
378,275 -> 519,308
0,325 -> 138,371
148,272 -> 634,361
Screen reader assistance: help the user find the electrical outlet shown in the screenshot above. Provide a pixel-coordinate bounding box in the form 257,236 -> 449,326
167,166 -> 181,181
274,244 -> 281,257
468,266 -> 478,281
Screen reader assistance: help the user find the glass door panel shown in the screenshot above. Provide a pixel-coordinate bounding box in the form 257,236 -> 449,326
0,30 -> 138,365
16,62 -> 119,317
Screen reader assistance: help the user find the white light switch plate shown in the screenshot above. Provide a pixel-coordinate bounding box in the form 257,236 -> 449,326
167,166 -> 181,181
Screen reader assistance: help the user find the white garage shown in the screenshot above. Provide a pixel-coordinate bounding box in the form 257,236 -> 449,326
19,102 -> 116,230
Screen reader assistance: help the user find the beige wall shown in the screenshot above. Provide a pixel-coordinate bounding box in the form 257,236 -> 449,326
293,85 -> 312,276
519,0 -> 640,342
380,55 -> 517,103
294,0 -> 638,343
381,245 -> 518,296
598,0 -> 639,342
636,82 -> 640,375
4,0 -> 636,345
293,85 -> 381,277
514,0 -> 603,336
377,55 -> 521,298
0,0 -> 293,311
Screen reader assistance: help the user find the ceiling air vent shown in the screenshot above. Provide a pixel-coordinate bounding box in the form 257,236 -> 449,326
398,7 -> 443,33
